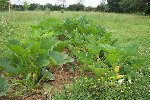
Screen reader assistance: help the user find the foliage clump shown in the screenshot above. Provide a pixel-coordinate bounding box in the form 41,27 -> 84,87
0,16 -> 146,99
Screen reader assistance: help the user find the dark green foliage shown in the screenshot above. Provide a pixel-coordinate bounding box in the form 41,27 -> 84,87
12,4 -> 44,11
9,0 -> 150,15
12,4 -> 24,11
142,0 -> 150,15
67,3 -> 84,11
44,3 -> 53,11
35,16 -> 138,78
12,3 -> 63,11
107,0 -> 150,15
119,0 -> 135,13
84,6 -> 95,12
42,3 -> 64,11
50,5 -> 64,11
96,3 -> 109,12
99,50 -> 106,61
34,16 -> 144,99
0,0 -> 9,10
107,0 -> 122,12
28,3 -> 44,11
0,16 -> 145,99
0,17 -> 74,96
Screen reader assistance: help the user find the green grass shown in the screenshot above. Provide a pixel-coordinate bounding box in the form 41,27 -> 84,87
1,11 -> 150,68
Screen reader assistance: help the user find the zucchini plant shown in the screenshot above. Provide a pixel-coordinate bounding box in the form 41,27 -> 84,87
0,16 -> 139,97
32,16 -> 139,79
0,28 -> 74,92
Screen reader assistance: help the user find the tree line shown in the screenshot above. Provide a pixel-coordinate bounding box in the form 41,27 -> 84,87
0,0 -> 150,15
107,0 -> 150,15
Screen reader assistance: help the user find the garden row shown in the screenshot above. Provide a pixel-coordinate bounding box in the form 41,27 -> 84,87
0,16 -> 149,99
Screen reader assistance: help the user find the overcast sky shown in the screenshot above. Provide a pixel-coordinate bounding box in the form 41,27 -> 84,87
10,0 -> 103,7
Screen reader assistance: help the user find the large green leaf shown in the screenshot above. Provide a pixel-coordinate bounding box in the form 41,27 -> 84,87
36,51 -> 50,67
43,70 -> 55,81
29,41 -> 41,54
53,41 -> 68,52
0,58 -> 18,74
8,45 -> 25,56
50,51 -> 74,65
41,38 -> 59,51
8,39 -> 21,46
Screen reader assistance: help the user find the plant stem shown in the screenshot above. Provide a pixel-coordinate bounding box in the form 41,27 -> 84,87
9,0 -> 11,20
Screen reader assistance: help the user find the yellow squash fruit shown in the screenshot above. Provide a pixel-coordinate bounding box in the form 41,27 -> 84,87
116,74 -> 124,79
32,74 -> 36,79
114,66 -> 120,73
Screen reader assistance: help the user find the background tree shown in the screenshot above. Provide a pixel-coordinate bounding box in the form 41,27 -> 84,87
44,3 -> 53,12
0,0 -> 9,10
67,3 -> 84,11
84,6 -> 95,12
107,0 -> 122,12
12,4 -> 23,11
140,0 -> 150,15
28,3 -> 44,11
51,4 -> 63,11
96,0 -> 108,12
107,0 -> 150,15
118,0 -> 135,13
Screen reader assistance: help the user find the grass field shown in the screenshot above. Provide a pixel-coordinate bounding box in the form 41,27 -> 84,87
0,11 -> 150,99
1,11 -> 150,67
